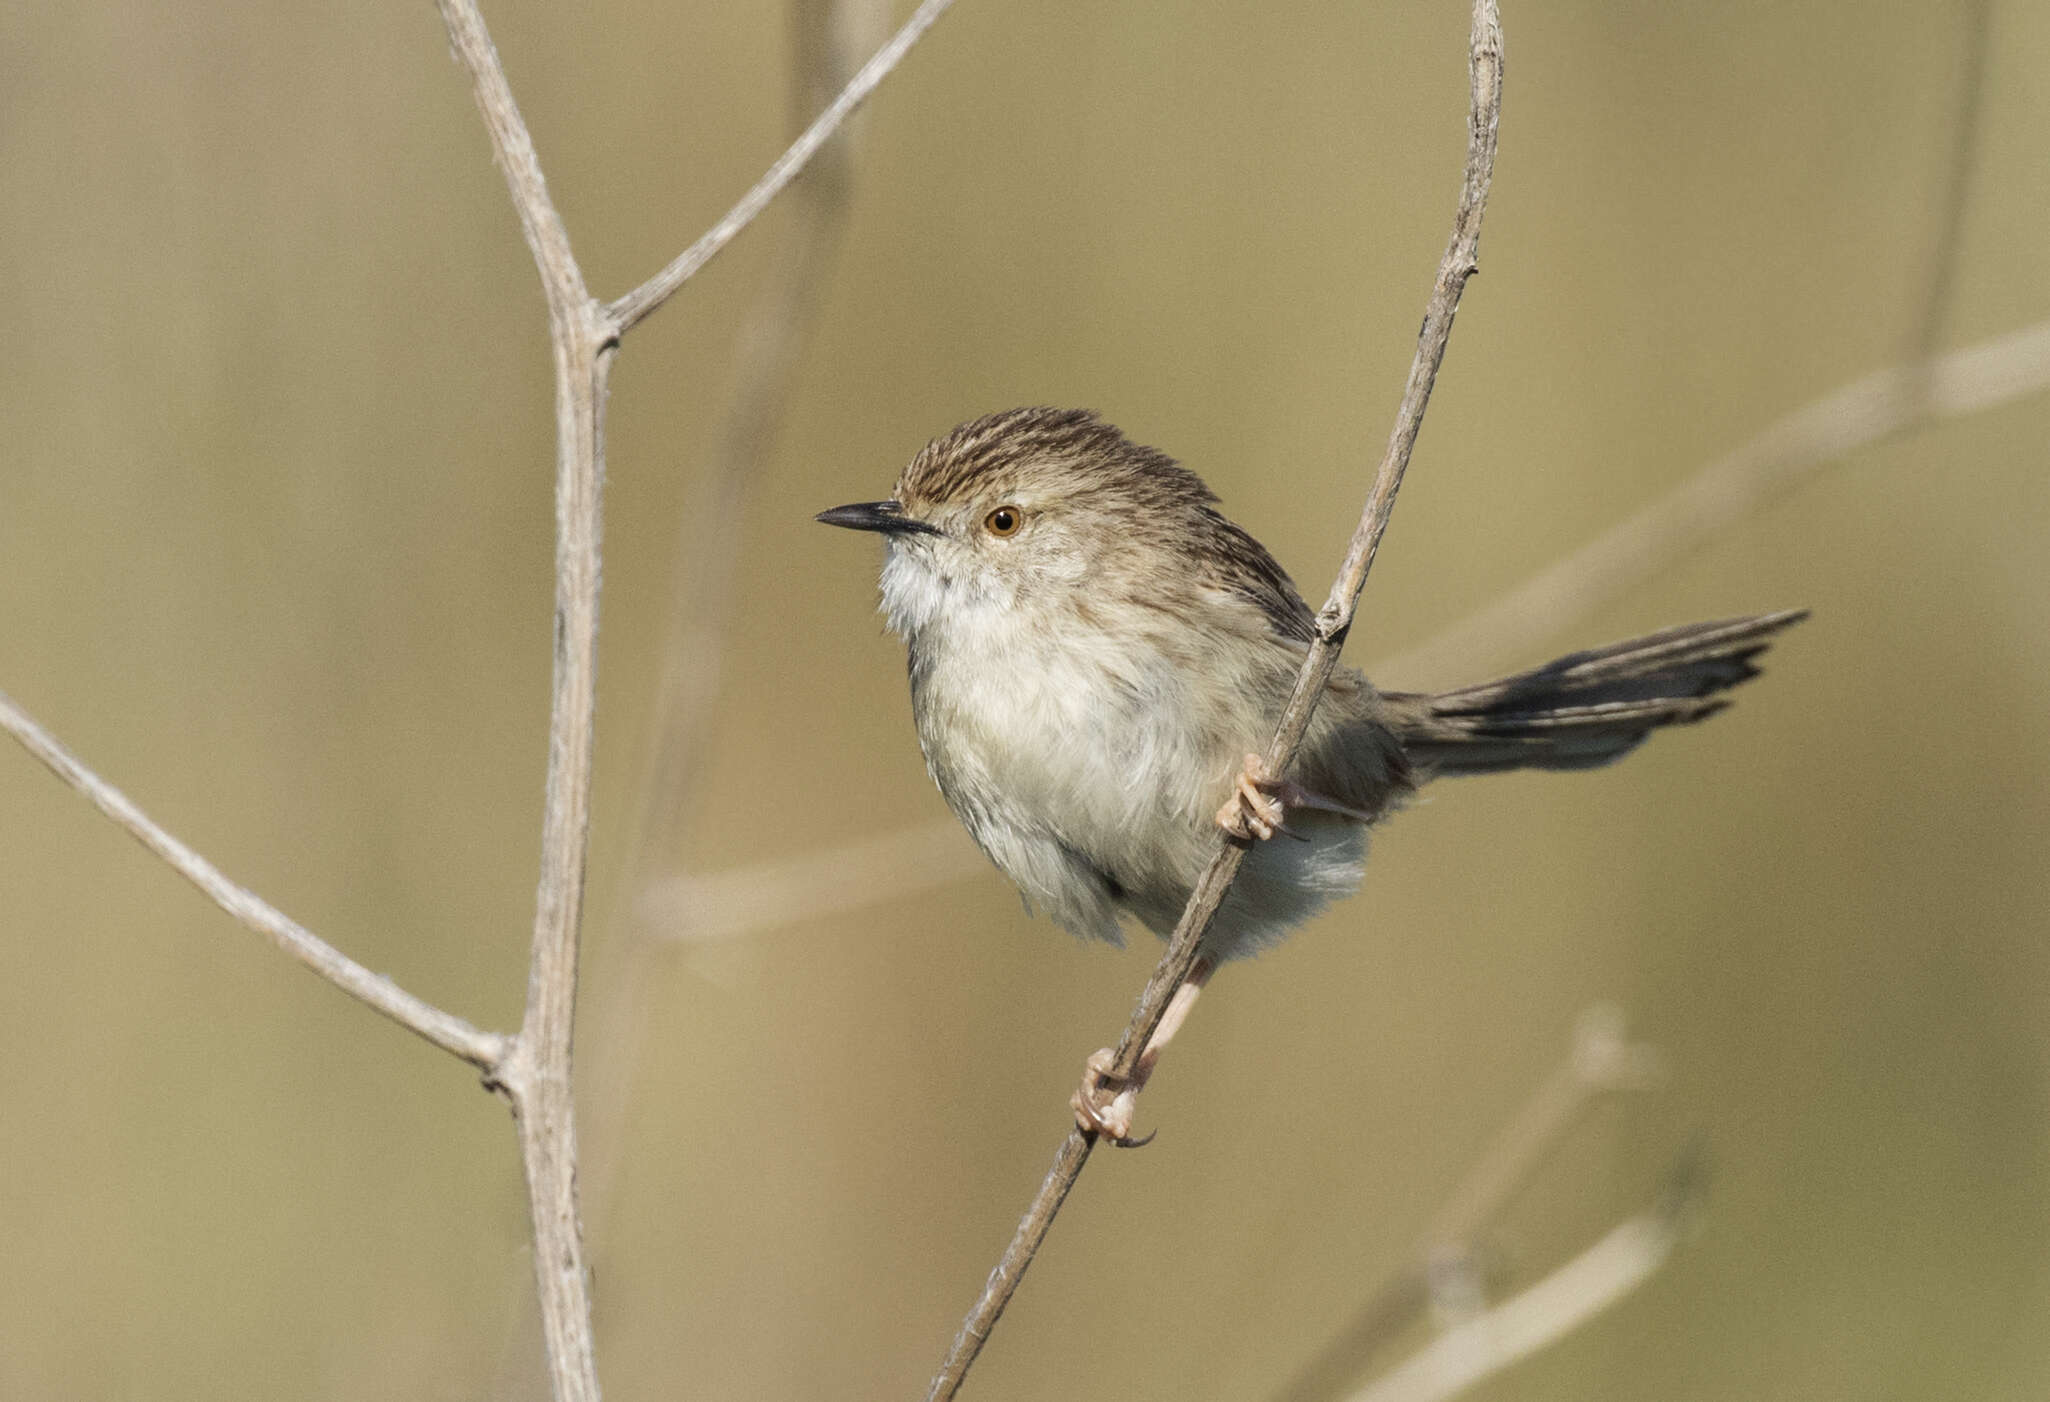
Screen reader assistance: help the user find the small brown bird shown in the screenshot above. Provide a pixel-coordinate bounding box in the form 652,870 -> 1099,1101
820,407 -> 1801,1141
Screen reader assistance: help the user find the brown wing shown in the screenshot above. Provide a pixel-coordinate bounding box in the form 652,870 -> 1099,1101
1196,508 -> 1317,645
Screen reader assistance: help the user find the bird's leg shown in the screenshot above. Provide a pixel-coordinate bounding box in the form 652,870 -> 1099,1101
1071,959 -> 1214,1147
1216,752 -> 1377,841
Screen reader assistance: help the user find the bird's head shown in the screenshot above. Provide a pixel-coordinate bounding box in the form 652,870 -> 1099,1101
816,407 -> 1219,642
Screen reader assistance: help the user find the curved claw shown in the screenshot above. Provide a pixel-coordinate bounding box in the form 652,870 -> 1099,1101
1072,1093 -> 1157,1148
1217,753 -> 1293,842
1217,751 -> 1373,841
1071,1048 -> 1157,1148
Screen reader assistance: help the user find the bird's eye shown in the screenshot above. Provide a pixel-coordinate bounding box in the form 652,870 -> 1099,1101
984,506 -> 1023,537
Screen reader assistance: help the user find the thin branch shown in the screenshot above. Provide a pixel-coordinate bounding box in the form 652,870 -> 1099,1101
1905,0 -> 1991,364
606,0 -> 959,336
623,0 -> 867,878
434,2 -> 610,1398
9,0 -> 950,1394
579,0 -> 875,1251
438,0 -> 951,1390
1386,0 -> 2002,692
435,0 -> 588,318
1375,316 -> 2050,688
640,818 -> 980,942
921,6 -> 1504,1398
1424,1006 -> 1659,1249
0,688 -> 507,1071
1273,1007 -> 1658,1402
500,323 -> 609,1402
1344,1197 -> 1686,1402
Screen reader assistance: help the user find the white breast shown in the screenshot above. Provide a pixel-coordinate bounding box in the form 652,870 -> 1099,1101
879,541 -> 1370,957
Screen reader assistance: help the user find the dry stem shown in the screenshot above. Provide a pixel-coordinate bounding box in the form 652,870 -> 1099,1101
1374,318 -> 2050,688
607,0 -> 958,335
1423,1006 -> 1660,1249
1904,0 -> 1990,364
0,689 -> 506,1071
623,0 -> 868,878
920,5 -> 1504,1397
638,818 -> 976,942
426,2 -> 609,1393
1345,1195 -> 1686,1402
580,0 -> 874,1251
2,0 -> 956,1395
440,0 -> 953,1390
1273,1007 -> 1658,1402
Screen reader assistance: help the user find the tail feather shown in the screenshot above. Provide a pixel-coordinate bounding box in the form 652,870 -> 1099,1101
1385,609 -> 1806,778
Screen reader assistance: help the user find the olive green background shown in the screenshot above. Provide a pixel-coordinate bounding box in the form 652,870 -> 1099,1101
3,1 -> 2047,1398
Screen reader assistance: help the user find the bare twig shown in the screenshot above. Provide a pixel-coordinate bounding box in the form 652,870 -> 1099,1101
1344,1195 -> 1686,1402
1290,25 -> 1991,1398
431,1 -> 610,1396
580,0 -> 874,1249
640,818 -> 979,942
624,0 -> 868,875
1375,317 -> 2050,687
6,0 -> 949,1394
0,689 -> 508,1070
2,4 -> 618,1365
1273,1007 -> 1658,1402
921,7 -> 1505,1398
1424,1006 -> 1659,1249
606,0 -> 959,336
439,0 -> 952,1391
1905,0 -> 1991,365
1385,0 -> 2003,692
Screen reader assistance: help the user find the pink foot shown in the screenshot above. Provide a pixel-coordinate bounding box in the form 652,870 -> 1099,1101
1216,752 -> 1378,840
1217,753 -> 1291,841
1070,1048 -> 1156,1148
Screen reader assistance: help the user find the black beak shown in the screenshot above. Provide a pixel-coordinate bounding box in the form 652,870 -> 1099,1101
814,499 -> 940,537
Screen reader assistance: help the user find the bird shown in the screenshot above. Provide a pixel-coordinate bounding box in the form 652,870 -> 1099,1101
818,406 -> 1802,1142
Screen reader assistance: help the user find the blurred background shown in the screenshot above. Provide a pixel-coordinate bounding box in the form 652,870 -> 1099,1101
3,0 -> 2047,1398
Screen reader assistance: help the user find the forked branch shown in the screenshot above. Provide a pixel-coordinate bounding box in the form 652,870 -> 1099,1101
1275,1007 -> 1660,1402
1,0 -> 959,1397
1346,1186 -> 1689,1402
608,0 -> 960,335
580,0 -> 876,1250
429,2 -> 611,1395
436,0 -> 956,1394
921,5 -> 1505,1397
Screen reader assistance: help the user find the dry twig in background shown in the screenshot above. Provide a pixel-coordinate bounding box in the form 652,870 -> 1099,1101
1384,0 -> 1998,689
1273,1007 -> 1660,1402
0,691 -> 507,1071
428,6 -> 612,1392
921,4 -> 1504,1397
1372,317 -> 2050,688
0,0 -> 957,1395
579,0 -> 875,1254
1345,1184 -> 1690,1402
1904,0 -> 1990,367
607,0 -> 957,335
638,817 -> 976,943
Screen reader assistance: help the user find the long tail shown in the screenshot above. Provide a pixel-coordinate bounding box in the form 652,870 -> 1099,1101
1384,609 -> 1806,778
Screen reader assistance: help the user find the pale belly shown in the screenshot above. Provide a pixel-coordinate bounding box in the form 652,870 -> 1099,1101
909,621 -> 1369,960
